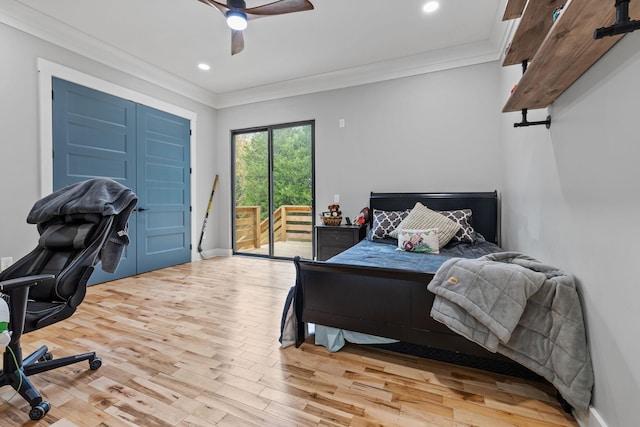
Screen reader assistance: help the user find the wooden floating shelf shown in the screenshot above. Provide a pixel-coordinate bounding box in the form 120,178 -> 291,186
502,0 -> 638,113
502,0 -> 526,21
503,0 -> 565,66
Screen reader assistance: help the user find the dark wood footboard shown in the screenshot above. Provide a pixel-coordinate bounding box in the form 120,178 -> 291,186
293,257 -> 514,363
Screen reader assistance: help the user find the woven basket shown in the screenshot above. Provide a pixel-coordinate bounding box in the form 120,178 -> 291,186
322,216 -> 342,226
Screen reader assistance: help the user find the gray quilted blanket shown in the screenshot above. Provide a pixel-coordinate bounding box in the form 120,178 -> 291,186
427,252 -> 593,411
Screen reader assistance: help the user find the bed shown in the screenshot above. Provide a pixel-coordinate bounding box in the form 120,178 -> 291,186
292,191 -> 513,362
288,190 -> 593,412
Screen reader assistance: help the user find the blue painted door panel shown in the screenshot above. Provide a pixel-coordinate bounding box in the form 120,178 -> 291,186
52,78 -> 191,282
52,78 -> 137,283
136,104 -> 191,273
52,78 -> 136,189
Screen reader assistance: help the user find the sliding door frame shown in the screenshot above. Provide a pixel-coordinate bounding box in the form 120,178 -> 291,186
231,120 -> 315,259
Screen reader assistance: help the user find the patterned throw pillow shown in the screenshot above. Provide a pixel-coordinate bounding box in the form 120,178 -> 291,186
371,209 -> 410,239
437,209 -> 475,243
390,202 -> 461,247
397,229 -> 440,253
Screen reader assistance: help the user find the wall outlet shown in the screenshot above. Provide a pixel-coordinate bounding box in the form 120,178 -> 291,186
0,257 -> 13,272
334,194 -> 340,203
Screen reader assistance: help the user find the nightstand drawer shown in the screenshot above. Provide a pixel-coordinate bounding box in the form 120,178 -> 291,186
319,229 -> 354,245
315,224 -> 367,261
318,245 -> 347,261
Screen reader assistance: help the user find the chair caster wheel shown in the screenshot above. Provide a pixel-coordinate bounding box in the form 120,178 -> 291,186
29,401 -> 51,420
89,357 -> 102,370
39,352 -> 53,362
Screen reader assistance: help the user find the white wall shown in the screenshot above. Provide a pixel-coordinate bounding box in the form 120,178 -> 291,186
500,33 -> 640,427
0,22 -> 218,261
216,61 -> 504,248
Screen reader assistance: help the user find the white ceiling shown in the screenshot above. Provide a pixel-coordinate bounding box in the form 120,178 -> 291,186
1,0 -> 512,107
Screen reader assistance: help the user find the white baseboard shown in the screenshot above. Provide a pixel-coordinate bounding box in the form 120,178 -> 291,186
196,248 -> 232,260
574,407 -> 608,427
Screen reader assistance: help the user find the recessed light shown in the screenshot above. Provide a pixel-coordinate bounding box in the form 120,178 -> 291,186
423,1 -> 439,13
198,63 -> 211,71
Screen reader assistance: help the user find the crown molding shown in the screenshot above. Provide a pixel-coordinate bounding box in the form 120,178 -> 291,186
215,40 -> 503,108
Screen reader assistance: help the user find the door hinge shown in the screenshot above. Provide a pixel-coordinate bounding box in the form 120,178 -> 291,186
190,206 -> 192,212
51,90 -> 54,100
189,129 -> 192,136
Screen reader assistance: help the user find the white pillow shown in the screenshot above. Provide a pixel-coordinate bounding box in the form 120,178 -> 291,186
390,202 -> 461,247
397,229 -> 440,253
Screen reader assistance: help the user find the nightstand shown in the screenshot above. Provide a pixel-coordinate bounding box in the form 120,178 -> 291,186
315,224 -> 367,261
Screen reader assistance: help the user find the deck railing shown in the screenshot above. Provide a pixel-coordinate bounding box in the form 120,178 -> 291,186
235,205 -> 312,250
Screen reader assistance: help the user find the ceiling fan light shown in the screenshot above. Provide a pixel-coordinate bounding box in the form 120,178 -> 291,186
226,11 -> 248,31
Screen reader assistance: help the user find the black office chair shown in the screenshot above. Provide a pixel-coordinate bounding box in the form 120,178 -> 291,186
0,178 -> 136,420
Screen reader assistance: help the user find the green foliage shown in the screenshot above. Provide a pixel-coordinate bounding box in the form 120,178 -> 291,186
235,125 -> 312,221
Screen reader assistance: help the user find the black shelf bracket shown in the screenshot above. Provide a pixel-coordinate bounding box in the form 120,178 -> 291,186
594,0 -> 640,39
513,60 -> 552,129
513,109 -> 552,128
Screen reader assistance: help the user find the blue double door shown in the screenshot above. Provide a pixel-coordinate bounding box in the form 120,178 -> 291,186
52,77 -> 191,283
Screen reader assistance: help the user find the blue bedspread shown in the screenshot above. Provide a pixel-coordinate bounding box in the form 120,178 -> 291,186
327,235 -> 503,272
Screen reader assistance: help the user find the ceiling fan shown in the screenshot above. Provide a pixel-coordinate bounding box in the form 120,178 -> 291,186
198,0 -> 315,55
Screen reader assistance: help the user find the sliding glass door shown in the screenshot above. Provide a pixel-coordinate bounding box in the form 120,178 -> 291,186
232,121 -> 314,259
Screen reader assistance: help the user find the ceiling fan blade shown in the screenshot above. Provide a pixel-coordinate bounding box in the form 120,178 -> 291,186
245,0 -> 314,16
231,29 -> 244,55
197,0 -> 229,14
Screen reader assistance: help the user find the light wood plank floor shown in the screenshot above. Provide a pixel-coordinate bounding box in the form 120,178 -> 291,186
0,256 -> 578,426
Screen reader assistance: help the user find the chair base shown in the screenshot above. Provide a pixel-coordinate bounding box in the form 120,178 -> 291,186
1,344 -> 101,420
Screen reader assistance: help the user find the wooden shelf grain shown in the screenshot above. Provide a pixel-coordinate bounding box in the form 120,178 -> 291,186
502,0 -> 637,112
502,0 -> 526,21
503,0 -> 566,66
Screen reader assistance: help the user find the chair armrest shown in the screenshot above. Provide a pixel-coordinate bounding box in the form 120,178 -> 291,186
0,274 -> 56,291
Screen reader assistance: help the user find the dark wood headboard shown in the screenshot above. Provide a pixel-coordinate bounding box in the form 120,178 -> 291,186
369,191 -> 499,245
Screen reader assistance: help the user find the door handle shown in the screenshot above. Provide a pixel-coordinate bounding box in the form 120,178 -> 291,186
136,207 -> 149,212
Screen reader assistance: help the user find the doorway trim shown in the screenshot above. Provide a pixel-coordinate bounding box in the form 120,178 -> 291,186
37,58 -> 200,261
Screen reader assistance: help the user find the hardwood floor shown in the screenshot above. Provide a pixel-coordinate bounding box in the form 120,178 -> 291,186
0,256 -> 578,426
